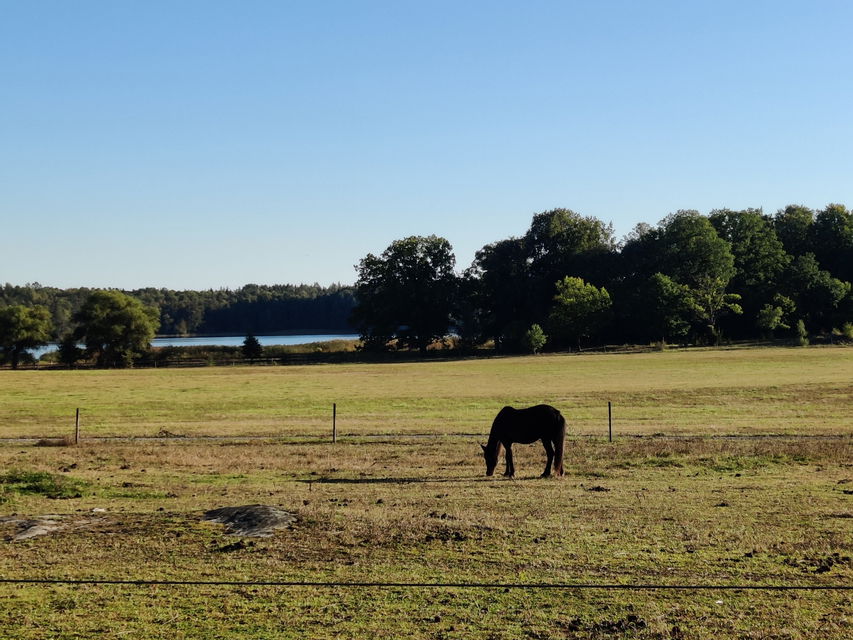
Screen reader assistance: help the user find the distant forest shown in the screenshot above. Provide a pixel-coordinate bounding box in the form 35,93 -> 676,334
3,203 -> 853,354
0,283 -> 356,337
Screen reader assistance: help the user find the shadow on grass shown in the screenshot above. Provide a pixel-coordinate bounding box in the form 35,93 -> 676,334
307,475 -> 551,485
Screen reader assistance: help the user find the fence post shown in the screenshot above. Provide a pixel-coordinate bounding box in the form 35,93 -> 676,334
332,403 -> 337,443
608,402 -> 612,443
75,408 -> 80,445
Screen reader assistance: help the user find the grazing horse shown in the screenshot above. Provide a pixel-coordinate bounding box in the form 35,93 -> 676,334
481,404 -> 566,478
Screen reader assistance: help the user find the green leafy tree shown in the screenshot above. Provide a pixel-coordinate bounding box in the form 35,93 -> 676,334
352,235 -> 458,354
773,205 -> 814,257
756,294 -> 796,338
618,222 -> 663,282
657,211 -> 736,288
73,290 -> 159,367
451,270 -> 484,351
620,212 -> 740,344
782,254 -> 851,332
548,276 -> 612,350
709,208 -> 791,339
709,208 -> 790,300
641,273 -> 694,344
795,319 -> 809,346
57,333 -> 85,368
524,209 -> 616,321
810,203 -> 853,282
0,304 -> 53,369
467,237 -> 531,350
522,324 -> 547,354
688,276 -> 743,344
242,333 -> 263,360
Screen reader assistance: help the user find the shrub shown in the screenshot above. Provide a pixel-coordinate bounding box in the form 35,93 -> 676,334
795,319 -> 809,347
522,324 -> 547,354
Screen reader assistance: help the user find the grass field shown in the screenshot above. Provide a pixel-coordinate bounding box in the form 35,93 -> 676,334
1,346 -> 851,638
2,345 -> 852,439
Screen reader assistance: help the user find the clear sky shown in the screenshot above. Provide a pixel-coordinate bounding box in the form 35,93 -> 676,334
2,0 -> 852,290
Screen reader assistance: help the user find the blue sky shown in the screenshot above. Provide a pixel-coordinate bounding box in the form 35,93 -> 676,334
2,1 -> 852,289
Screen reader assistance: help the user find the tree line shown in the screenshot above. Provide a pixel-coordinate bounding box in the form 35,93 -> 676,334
0,283 -> 355,337
352,205 -> 853,353
3,203 -> 852,367
0,284 -> 355,368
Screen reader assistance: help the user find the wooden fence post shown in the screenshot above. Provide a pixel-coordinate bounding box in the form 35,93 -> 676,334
608,402 -> 612,443
75,408 -> 80,445
332,403 -> 337,443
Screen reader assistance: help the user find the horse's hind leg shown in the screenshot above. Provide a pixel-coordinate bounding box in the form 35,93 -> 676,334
541,440 -> 554,478
504,444 -> 515,477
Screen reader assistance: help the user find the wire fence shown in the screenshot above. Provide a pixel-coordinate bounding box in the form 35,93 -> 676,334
3,431 -> 851,446
1,577 -> 850,591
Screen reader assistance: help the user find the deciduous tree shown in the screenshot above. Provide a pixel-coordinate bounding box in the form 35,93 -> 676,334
548,276 -> 612,350
641,273 -> 693,345
0,304 -> 53,369
352,236 -> 457,353
811,203 -> 853,282
73,290 -> 159,367
524,209 -> 616,320
781,254 -> 850,332
467,237 -> 531,350
689,276 -> 743,344
773,205 -> 814,257
522,324 -> 547,354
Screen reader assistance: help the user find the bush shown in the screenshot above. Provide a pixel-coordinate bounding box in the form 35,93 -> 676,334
795,319 -> 809,347
522,324 -> 548,354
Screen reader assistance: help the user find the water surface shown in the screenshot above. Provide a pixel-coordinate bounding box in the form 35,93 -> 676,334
34,333 -> 359,359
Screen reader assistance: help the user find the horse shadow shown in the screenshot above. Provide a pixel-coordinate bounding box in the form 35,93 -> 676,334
306,475 -> 494,485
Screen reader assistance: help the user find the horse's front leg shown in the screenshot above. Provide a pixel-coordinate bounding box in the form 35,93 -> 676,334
541,439 -> 554,477
504,444 -> 514,477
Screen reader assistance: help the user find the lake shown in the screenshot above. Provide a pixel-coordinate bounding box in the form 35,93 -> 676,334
33,333 -> 360,359
150,334 -> 359,349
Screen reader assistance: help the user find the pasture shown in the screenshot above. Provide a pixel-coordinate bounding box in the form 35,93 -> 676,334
1,346 -> 851,638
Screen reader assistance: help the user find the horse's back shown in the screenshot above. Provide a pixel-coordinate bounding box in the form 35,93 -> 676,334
493,404 -> 564,442
518,404 -> 564,426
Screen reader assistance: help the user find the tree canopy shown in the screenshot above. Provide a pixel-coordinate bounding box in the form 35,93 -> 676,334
72,290 -> 160,367
351,235 -> 457,353
4,201 -> 853,366
548,277 -> 612,349
0,304 -> 52,369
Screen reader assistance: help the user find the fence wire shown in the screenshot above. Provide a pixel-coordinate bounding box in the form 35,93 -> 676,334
0,578 -> 849,591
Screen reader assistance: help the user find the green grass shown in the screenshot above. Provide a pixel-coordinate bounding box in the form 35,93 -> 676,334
2,345 -> 852,438
1,346 -> 852,638
0,470 -> 88,502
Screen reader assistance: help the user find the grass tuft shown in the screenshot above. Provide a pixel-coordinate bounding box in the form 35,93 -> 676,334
0,470 -> 88,500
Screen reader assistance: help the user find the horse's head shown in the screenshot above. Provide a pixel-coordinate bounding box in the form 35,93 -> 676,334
481,443 -> 498,476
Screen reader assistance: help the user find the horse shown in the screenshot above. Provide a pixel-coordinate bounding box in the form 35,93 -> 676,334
481,404 -> 566,478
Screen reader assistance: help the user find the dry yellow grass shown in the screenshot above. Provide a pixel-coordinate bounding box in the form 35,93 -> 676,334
1,433 -> 851,638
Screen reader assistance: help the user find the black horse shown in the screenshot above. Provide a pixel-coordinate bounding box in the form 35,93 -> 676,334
481,404 -> 566,478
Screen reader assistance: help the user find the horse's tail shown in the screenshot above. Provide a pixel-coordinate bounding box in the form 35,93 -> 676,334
553,411 -> 566,477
